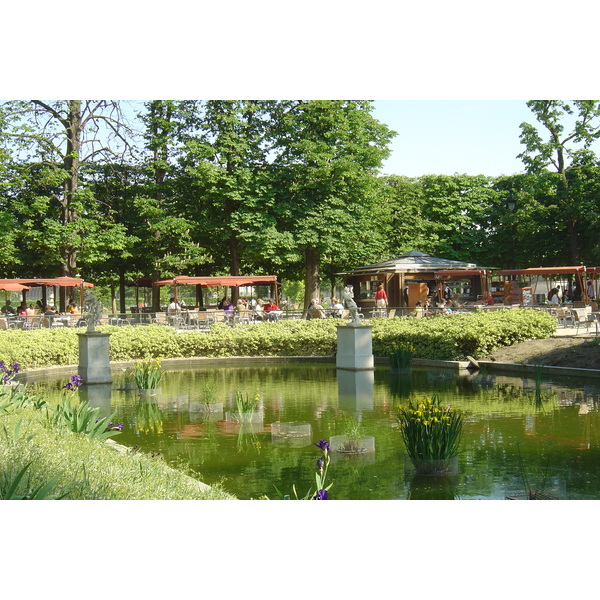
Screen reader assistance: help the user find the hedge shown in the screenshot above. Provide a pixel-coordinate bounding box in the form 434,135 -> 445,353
0,309 -> 556,370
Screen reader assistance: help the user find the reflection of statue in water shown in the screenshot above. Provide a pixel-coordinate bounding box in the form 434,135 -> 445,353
84,291 -> 102,333
341,285 -> 361,326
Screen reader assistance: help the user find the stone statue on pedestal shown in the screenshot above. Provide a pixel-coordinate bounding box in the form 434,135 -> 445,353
84,290 -> 102,333
341,285 -> 361,326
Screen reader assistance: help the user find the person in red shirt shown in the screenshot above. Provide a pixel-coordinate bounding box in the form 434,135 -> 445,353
263,299 -> 281,322
375,283 -> 388,308
484,294 -> 495,306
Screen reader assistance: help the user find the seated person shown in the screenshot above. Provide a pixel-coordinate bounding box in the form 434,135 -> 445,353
307,298 -> 326,319
26,304 -> 35,316
330,298 -> 344,318
411,301 -> 424,318
167,297 -> 181,314
222,299 -> 234,318
263,299 -> 280,322
17,302 -> 28,316
1,301 -> 16,315
253,299 -> 265,321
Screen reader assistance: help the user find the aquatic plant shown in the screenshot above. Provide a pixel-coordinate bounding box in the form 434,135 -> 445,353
273,439 -> 333,500
388,341 -> 415,370
202,381 -> 220,404
235,390 -> 260,414
133,359 -> 163,390
339,416 -> 366,453
506,442 -> 558,500
397,395 -> 464,474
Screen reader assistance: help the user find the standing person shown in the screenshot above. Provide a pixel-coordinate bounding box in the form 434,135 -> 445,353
587,281 -> 595,301
375,283 -> 388,308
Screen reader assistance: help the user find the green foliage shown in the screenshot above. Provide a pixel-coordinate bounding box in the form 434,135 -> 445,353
397,395 -> 464,474
0,403 -> 234,499
0,310 -> 556,372
0,462 -> 66,500
48,396 -> 122,441
133,358 -> 163,390
235,390 -> 260,414
371,309 -> 556,360
389,341 -> 415,370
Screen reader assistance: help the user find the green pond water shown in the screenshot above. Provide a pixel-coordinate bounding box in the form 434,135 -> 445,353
27,363 -> 600,500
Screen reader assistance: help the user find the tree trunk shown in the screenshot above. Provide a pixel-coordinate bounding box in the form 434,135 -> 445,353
119,267 -> 126,315
558,174 -> 581,264
229,234 -> 240,304
61,100 -> 82,278
303,246 -> 321,315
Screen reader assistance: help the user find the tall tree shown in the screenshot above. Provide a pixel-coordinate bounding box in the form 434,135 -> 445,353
178,101 -> 278,276
518,100 -> 600,264
267,100 -> 395,309
0,100 -> 134,278
138,100 -> 207,308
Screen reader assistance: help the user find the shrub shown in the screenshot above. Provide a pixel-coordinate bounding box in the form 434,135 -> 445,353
0,309 -> 556,370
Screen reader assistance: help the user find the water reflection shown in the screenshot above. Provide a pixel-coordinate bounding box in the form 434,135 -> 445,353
405,473 -> 460,500
336,369 -> 374,411
23,363 -> 600,500
79,383 -> 112,418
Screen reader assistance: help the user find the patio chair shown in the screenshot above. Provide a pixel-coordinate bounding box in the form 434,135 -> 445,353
572,309 -> 593,335
234,309 -> 251,325
556,308 -> 574,328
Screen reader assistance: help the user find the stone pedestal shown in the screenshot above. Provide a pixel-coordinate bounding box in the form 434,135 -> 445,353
78,332 -> 112,385
336,325 -> 374,371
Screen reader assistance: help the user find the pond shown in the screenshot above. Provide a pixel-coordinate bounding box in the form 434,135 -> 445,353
27,362 -> 600,500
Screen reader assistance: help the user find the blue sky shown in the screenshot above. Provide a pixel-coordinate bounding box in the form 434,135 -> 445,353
372,100 -> 534,177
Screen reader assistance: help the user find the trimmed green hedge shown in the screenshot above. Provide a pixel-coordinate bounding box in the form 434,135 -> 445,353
0,309 -> 556,369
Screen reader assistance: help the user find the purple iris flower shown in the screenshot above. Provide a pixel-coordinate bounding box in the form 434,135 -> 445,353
10,364 -> 20,373
63,375 -> 84,390
313,489 -> 329,500
314,439 -> 330,452
317,458 -> 324,471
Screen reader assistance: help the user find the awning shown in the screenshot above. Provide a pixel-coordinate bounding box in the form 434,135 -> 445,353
16,277 -> 94,288
0,280 -> 31,292
153,275 -> 277,287
434,269 -> 491,278
497,267 -> 586,276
